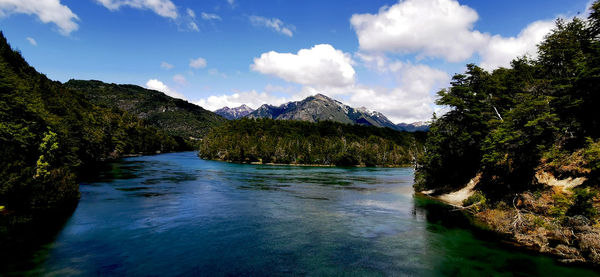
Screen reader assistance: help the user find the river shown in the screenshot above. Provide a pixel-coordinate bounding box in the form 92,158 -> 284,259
2,152 -> 597,276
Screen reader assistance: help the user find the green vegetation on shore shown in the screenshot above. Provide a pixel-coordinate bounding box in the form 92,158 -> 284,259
415,2 -> 600,264
64,80 -> 225,139
199,118 -> 425,167
0,32 -> 210,211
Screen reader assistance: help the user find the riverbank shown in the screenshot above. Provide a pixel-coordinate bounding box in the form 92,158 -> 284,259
206,157 -> 413,168
419,182 -> 600,266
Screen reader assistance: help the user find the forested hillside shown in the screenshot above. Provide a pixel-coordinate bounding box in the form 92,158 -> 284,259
0,33 -> 188,211
64,80 -> 225,138
200,118 -> 425,167
415,2 -> 600,263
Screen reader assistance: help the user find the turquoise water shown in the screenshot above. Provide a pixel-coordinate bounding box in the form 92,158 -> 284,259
4,152 -> 598,276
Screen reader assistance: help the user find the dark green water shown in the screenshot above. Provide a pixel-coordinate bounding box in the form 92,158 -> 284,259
3,152 -> 598,276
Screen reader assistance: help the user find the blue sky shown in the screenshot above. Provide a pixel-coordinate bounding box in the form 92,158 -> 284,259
0,0 -> 591,123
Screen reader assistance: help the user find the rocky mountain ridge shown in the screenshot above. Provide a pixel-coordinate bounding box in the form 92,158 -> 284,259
219,94 -> 428,131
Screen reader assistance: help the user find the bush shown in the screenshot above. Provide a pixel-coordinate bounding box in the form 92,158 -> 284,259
463,191 -> 487,207
567,187 -> 598,220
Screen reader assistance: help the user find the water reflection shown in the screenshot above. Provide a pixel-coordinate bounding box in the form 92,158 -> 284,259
0,205 -> 76,275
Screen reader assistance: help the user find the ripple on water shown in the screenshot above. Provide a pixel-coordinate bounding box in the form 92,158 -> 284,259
5,152 -> 597,276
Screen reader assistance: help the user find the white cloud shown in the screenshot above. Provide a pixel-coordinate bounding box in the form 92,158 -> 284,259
0,0 -> 79,35
356,52 -> 404,73
188,21 -> 199,31
186,8 -> 195,18
201,12 -> 221,21
250,45 -> 448,122
226,0 -> 236,8
196,90 -> 289,111
145,79 -> 186,99
160,61 -> 174,69
26,37 -> 37,46
189,57 -> 207,69
95,0 -> 177,19
172,74 -> 186,85
350,0 -> 555,69
351,0 -> 487,62
479,20 -> 554,70
345,64 -> 449,123
251,44 -> 355,87
249,15 -> 294,37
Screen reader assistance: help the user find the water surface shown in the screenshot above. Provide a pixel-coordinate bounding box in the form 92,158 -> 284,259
5,152 -> 598,276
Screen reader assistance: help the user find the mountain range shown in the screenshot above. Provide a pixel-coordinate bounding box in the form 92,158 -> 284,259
215,104 -> 254,120
215,94 -> 428,132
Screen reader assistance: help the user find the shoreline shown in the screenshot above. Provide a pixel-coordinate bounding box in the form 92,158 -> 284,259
202,157 -> 413,168
417,191 -> 600,267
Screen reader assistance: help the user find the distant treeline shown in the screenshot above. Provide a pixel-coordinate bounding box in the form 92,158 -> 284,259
199,118 -> 425,167
0,32 -> 189,211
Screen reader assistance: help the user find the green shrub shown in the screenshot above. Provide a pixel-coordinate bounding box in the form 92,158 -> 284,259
463,191 -> 487,207
550,193 -> 572,218
567,187 -> 598,220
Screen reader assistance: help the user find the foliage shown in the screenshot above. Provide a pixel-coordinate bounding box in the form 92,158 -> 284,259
567,187 -> 598,219
199,118 -> 425,167
462,191 -> 487,207
416,2 -> 600,206
0,32 -> 191,211
550,192 -> 572,218
64,80 -> 225,139
584,138 -> 600,172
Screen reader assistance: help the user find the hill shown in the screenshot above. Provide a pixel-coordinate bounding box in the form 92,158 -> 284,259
0,32 -> 190,211
64,80 -> 225,138
199,118 -> 425,167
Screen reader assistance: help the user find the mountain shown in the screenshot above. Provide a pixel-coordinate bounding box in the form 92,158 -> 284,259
246,94 -> 401,130
396,121 -> 430,132
215,104 -> 255,120
64,80 -> 225,138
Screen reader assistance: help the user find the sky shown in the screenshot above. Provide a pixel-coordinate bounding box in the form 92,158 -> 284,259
0,0 -> 592,123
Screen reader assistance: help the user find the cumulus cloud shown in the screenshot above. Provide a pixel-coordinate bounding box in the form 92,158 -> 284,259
26,37 -> 37,46
345,64 -> 449,123
95,0 -> 177,19
160,61 -> 174,69
479,20 -> 554,70
0,0 -> 79,35
350,0 -> 556,69
251,44 -> 355,87
351,0 -> 487,62
196,90 -> 289,111
356,52 -> 404,73
189,57 -> 207,69
201,12 -> 221,21
249,15 -> 294,37
172,74 -> 186,85
145,79 -> 186,99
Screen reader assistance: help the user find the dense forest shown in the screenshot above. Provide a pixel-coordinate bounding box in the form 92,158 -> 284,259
415,1 -> 600,263
200,118 -> 425,167
0,32 -> 194,211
